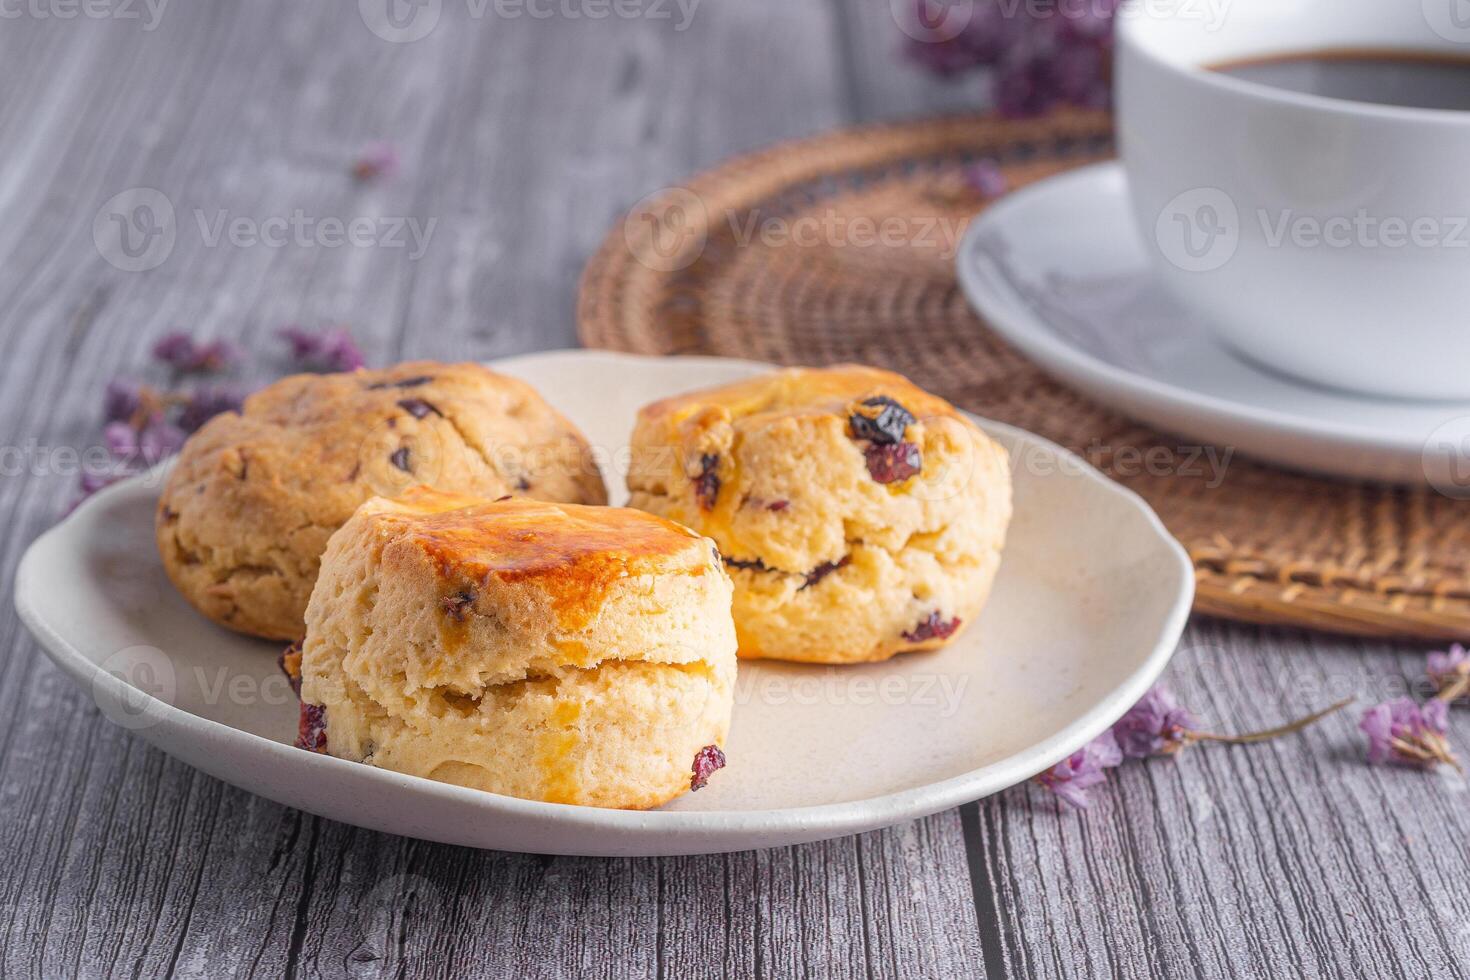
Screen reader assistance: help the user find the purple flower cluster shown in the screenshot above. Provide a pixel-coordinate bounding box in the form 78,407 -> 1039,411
1360,698 -> 1458,771
902,0 -> 1118,117
1427,644 -> 1470,703
71,325 -> 368,512
1037,651 -> 1467,810
177,383 -> 250,434
962,161 -> 1008,200
152,332 -> 242,374
1035,683 -> 1191,808
1035,729 -> 1122,809
1355,648 -> 1470,773
279,325 -> 366,373
79,373 -> 247,511
1035,682 -> 1351,810
1112,684 -> 1195,759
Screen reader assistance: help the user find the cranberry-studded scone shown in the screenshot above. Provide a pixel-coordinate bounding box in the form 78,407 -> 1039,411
628,365 -> 1011,664
157,361 -> 607,642
293,488 -> 735,809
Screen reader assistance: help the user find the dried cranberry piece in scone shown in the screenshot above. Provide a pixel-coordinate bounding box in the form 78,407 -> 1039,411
396,397 -> 442,419
801,555 -> 851,590
296,703 -> 328,753
278,643 -> 304,698
903,612 -> 962,643
848,396 -> 916,445
864,442 -> 922,483
627,364 -> 1011,665
281,643 -> 328,752
690,744 -> 727,790
693,453 -> 721,510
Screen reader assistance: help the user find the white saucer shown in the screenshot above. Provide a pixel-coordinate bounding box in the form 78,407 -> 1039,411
957,161 -> 1470,485
14,351 -> 1192,856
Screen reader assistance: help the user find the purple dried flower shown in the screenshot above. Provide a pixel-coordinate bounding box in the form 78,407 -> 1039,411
963,160 -> 1008,199
66,469 -> 130,514
279,325 -> 366,373
103,421 -> 137,459
105,419 -> 185,465
353,141 -> 400,182
1112,684 -> 1197,759
903,0 -> 1116,117
1428,644 -> 1470,704
79,468 -> 126,495
152,332 -> 240,374
177,383 -> 247,433
151,332 -> 196,368
901,0 -> 1018,76
104,379 -> 145,424
1035,729 -> 1122,809
1360,697 -> 1460,771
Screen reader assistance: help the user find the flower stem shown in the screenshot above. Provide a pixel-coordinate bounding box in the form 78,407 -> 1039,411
1190,697 -> 1353,746
1437,675 -> 1470,705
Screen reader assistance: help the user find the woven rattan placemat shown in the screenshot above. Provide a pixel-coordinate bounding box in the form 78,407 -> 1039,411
578,111 -> 1470,641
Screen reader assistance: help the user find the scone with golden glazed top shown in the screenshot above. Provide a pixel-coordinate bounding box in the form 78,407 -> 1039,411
628,365 -> 1011,664
157,361 -> 607,642
296,487 -> 736,809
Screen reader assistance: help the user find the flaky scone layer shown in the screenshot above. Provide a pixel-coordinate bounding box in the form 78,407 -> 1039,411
301,489 -> 736,809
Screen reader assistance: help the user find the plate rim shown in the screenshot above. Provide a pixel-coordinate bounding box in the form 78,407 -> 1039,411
956,160 -> 1450,464
13,349 -> 1194,852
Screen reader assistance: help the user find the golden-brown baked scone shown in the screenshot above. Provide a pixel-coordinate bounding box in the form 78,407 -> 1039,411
296,488 -> 735,809
156,361 -> 607,641
628,365 -> 1011,664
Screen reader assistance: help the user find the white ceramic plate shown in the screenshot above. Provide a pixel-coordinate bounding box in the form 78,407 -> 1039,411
15,350 -> 1191,856
957,161 -> 1470,485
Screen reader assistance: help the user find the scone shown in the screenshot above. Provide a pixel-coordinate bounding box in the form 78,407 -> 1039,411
292,488 -> 735,809
628,365 -> 1011,664
156,361 -> 607,642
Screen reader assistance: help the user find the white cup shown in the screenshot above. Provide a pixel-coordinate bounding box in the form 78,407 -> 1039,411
1117,0 -> 1470,400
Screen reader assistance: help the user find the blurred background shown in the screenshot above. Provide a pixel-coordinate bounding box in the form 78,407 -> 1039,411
3,0 -> 1048,368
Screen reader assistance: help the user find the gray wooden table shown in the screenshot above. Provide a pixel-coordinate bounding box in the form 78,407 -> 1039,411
1,3 -> 1467,977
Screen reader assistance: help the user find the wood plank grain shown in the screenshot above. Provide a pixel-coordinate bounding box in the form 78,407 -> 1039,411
965,621 -> 1470,980
0,3 -> 987,979
4,2 -> 1470,979
831,9 -> 1470,980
